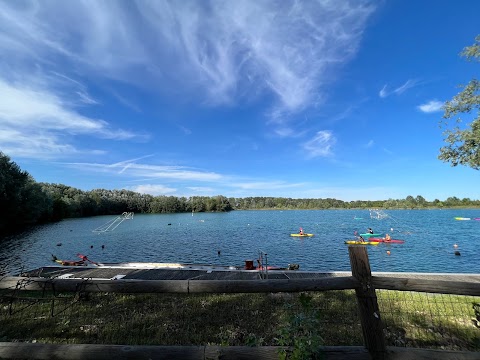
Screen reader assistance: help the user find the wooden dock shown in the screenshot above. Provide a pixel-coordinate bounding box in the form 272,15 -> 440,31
15,265 -> 480,283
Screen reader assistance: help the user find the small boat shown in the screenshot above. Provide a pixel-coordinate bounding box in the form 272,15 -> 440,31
358,233 -> 382,237
368,238 -> 405,244
454,217 -> 471,221
290,233 -> 314,237
344,240 -> 380,245
51,255 -> 299,271
51,254 -> 97,266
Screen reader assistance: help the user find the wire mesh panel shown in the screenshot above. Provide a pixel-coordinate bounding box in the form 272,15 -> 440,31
1,290 -> 363,347
377,290 -> 480,351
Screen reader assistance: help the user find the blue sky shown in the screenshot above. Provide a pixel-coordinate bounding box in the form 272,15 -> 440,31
1,0 -> 479,201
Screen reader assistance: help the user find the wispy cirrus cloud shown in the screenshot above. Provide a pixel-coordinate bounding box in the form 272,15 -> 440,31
303,130 -> 336,158
379,79 -> 419,98
232,181 -> 305,191
417,99 -> 444,113
66,160 -> 223,182
0,1 -> 376,122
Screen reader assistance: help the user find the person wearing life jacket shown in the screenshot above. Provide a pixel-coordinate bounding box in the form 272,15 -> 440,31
385,233 -> 391,242
299,228 -> 304,235
367,228 -> 374,234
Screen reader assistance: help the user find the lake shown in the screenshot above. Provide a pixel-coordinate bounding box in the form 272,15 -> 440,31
1,209 -> 479,275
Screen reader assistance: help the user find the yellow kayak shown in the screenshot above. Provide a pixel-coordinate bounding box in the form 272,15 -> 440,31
344,240 -> 380,245
290,233 -> 314,237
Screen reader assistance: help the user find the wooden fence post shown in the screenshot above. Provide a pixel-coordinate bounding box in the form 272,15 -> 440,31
348,246 -> 386,360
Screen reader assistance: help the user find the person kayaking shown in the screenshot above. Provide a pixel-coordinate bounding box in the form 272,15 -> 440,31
299,228 -> 304,235
367,228 -> 374,234
385,233 -> 391,242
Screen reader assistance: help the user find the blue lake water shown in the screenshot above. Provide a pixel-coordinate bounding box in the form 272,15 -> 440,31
1,209 -> 479,275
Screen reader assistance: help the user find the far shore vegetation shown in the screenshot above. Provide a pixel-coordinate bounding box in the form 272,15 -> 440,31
1,151 -> 480,237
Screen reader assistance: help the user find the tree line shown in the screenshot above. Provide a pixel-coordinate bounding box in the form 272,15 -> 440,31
1,152 -> 479,237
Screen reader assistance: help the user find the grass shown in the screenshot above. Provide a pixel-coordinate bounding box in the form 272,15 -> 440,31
1,289 -> 479,352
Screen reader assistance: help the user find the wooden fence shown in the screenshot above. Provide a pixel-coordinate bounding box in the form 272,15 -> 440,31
0,246 -> 479,360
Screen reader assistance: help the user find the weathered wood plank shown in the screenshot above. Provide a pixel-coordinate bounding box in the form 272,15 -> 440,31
0,276 -> 359,294
386,346 -> 480,359
188,277 -> 359,293
0,277 -> 190,293
0,343 -> 205,360
2,273 -> 479,295
209,345 -> 371,359
372,276 -> 480,296
0,343 -> 477,360
349,246 -> 387,359
0,343 -> 370,360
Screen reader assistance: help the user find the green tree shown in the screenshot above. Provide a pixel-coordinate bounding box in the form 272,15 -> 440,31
440,35 -> 480,169
0,152 -> 50,234
405,195 -> 417,208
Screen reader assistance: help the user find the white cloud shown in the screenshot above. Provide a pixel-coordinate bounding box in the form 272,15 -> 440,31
303,130 -> 336,158
394,79 -> 418,95
179,125 -> 192,135
187,187 -> 216,193
0,1 -> 376,121
364,140 -> 374,148
417,100 -> 444,113
379,85 -> 388,98
66,160 -> 223,182
379,79 -> 419,98
110,90 -> 142,113
0,77 -> 144,159
232,181 -> 305,190
273,127 -> 296,138
129,184 -> 176,196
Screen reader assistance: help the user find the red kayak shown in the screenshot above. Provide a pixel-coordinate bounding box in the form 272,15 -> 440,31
368,238 -> 405,244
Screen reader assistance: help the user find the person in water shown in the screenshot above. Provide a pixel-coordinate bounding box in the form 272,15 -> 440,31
385,233 -> 391,241
367,228 -> 374,234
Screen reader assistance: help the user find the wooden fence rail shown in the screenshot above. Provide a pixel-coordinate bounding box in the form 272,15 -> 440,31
1,275 -> 478,296
0,276 -> 360,293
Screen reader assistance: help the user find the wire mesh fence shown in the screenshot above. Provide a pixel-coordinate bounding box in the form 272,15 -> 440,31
0,289 -> 363,347
1,281 -> 479,351
377,290 -> 480,351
